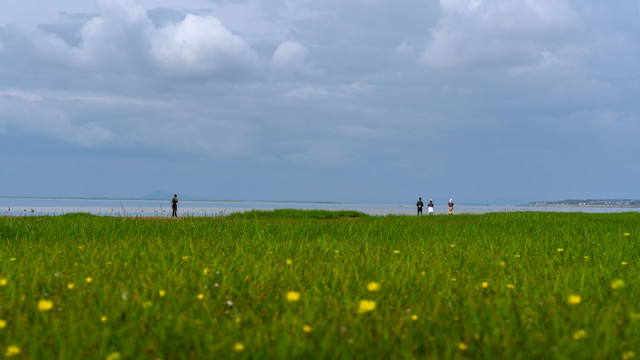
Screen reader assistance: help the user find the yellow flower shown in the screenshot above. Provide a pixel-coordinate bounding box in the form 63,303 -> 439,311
67,283 -> 75,290
572,329 -> 587,340
197,294 -> 204,300
611,279 -> 625,290
449,244 -> 455,248
0,319 -> 6,328
420,271 -> 426,276
507,284 -> 515,289
450,278 -> 456,282
624,233 -> 630,237
38,299 -> 53,312
106,352 -> 121,360
202,268 -> 209,275
458,342 -> 468,351
10,258 -> 15,261
235,317 -> 241,323
286,259 -> 292,265
367,282 -> 381,292
303,324 -> 313,333
568,295 -> 582,305
514,254 -> 521,258
0,278 -> 7,286
86,277 -> 93,283
499,261 -> 506,267
394,250 -> 400,254
142,301 -> 153,309
481,282 -> 489,289
357,300 -> 376,313
182,256 -> 189,260
622,351 -> 635,360
101,316 -> 107,322
159,289 -> 166,297
411,315 -> 418,321
557,248 -> 563,252
234,342 -> 245,352
286,291 -> 301,302
621,262 -> 628,266
584,256 -> 589,260
4,345 -> 20,357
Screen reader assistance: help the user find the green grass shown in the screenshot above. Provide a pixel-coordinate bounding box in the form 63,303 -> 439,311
0,211 -> 639,359
226,209 -> 368,220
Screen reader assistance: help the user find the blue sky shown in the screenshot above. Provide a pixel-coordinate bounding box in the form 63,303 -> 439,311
1,0 -> 639,205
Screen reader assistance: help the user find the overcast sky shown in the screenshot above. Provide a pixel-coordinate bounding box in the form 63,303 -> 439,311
1,0 -> 639,205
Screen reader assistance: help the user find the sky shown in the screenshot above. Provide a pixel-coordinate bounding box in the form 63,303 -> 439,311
1,0 -> 639,205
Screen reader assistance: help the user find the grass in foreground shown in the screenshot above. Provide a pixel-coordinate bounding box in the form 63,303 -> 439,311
226,209 -> 368,220
0,211 -> 639,359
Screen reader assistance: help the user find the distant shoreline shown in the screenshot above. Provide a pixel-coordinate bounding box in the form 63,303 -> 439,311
530,204 -> 640,208
0,196 -> 350,205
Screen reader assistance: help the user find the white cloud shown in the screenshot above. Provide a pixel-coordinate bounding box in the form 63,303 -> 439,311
421,0 -> 583,68
271,41 -> 323,77
284,82 -> 370,98
75,2 -> 153,69
152,14 -> 261,78
1,0 -> 262,80
395,41 -> 413,56
0,89 -> 43,102
2,107 -> 113,146
285,84 -> 330,98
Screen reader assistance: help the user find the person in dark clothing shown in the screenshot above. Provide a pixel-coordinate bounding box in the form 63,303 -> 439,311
416,197 -> 424,215
448,198 -> 454,215
171,194 -> 178,217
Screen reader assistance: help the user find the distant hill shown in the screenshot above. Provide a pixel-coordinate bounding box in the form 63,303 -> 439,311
529,199 -> 640,207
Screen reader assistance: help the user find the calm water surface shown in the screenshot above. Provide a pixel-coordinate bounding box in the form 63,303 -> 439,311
2,197 -> 640,217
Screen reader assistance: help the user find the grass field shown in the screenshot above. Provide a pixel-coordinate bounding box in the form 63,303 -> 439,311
0,211 -> 639,359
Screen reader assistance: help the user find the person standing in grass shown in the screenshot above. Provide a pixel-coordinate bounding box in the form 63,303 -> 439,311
416,197 -> 424,215
448,198 -> 454,215
427,199 -> 434,215
171,194 -> 178,217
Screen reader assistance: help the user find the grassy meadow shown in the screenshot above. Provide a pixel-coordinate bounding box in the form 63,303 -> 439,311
0,210 -> 639,359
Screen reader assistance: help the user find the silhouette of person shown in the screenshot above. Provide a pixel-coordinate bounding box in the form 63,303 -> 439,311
416,197 -> 424,215
448,198 -> 454,215
427,199 -> 434,214
171,194 -> 178,217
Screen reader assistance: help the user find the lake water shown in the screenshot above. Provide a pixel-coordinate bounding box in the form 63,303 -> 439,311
2,197 -> 640,217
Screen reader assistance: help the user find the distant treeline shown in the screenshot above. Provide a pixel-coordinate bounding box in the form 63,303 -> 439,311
529,199 -> 640,206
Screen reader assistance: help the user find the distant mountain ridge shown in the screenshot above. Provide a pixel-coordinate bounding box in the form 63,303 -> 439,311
529,199 -> 640,207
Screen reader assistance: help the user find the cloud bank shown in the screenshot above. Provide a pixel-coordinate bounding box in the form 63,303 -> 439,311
1,0 -> 639,204
421,0 -> 582,68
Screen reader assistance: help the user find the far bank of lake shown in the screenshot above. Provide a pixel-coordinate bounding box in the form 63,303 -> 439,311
3,197 -> 640,217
